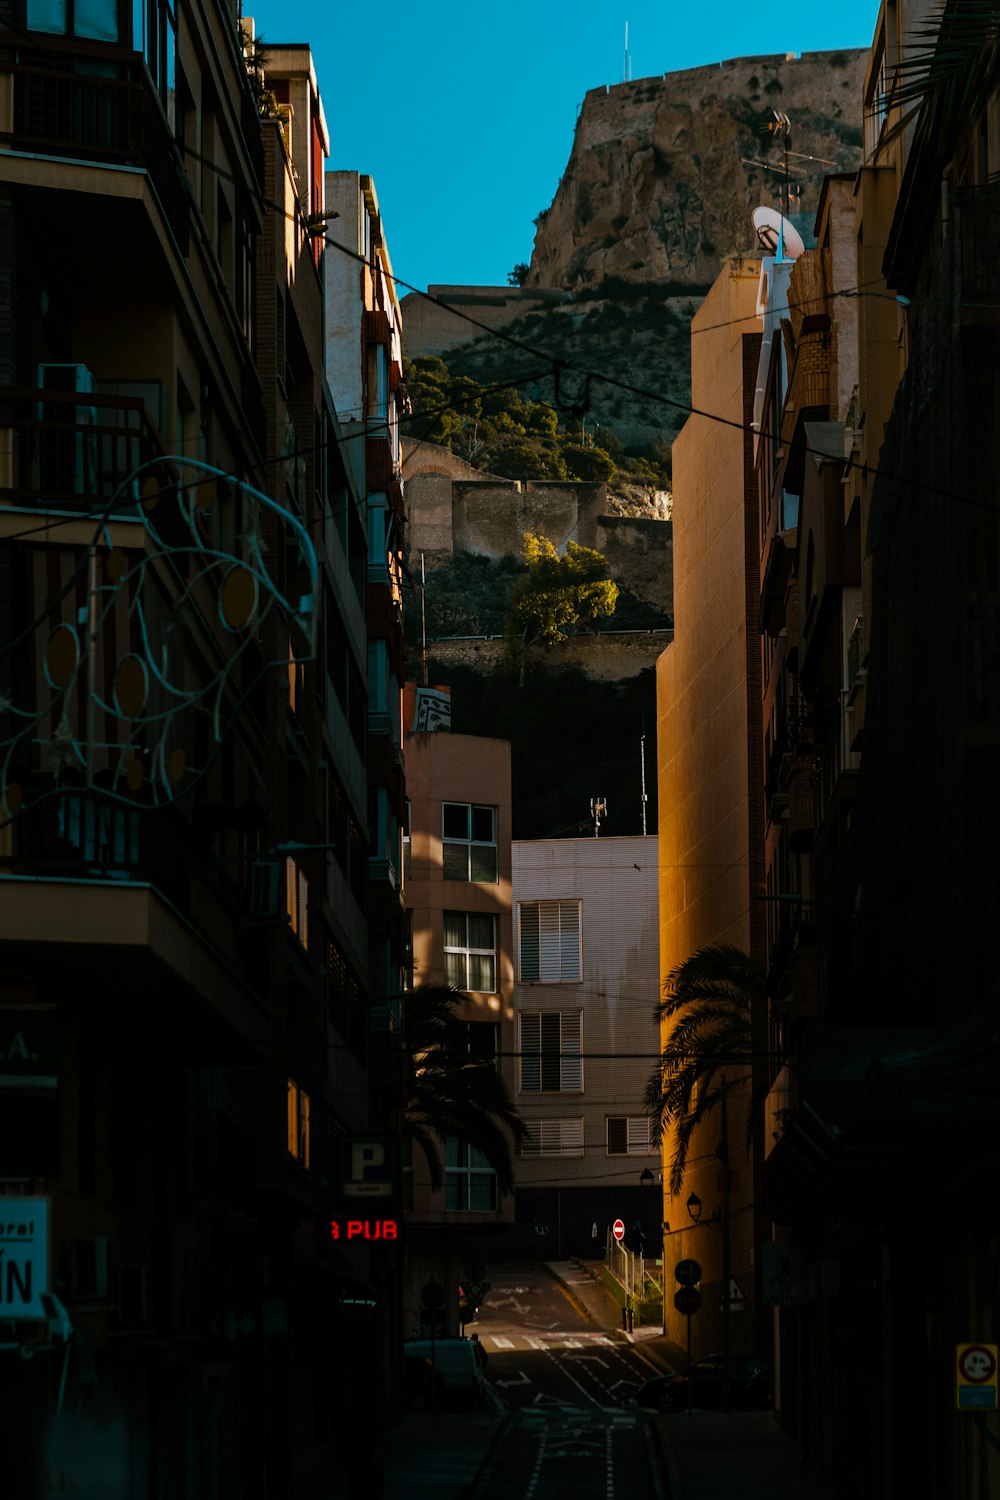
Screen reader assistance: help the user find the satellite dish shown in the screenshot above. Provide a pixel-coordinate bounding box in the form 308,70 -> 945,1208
752,206 -> 805,261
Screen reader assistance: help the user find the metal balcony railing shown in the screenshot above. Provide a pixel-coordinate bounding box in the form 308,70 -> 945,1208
13,60 -> 191,250
0,384 -> 168,514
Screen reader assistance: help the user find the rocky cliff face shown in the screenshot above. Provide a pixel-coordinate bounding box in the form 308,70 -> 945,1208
528,50 -> 868,290
421,48 -> 870,453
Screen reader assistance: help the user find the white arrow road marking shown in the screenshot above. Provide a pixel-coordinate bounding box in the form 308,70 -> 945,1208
495,1370 -> 533,1388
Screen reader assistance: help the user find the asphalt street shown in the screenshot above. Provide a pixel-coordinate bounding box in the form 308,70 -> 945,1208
462,1262 -> 669,1498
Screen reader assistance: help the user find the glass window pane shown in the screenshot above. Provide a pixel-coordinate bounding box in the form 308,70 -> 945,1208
442,803 -> 468,840
163,11 -> 176,131
443,911 -> 465,948
445,1137 -> 465,1167
470,1176 -> 495,1211
469,844 -> 498,883
27,0 -> 68,32
445,1178 -> 464,1211
471,806 -> 495,842
443,842 -> 468,881
469,953 -> 495,992
467,913 -> 494,950
76,0 -> 119,40
444,952 -> 466,988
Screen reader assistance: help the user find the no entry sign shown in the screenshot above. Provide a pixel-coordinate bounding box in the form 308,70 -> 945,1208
612,1218 -> 625,1242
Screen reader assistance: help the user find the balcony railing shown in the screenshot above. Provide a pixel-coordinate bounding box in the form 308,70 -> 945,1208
13,59 -> 191,250
0,384 -> 168,514
957,188 -> 1000,305
2,790 -> 192,911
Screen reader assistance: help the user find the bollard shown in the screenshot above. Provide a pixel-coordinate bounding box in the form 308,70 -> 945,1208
622,1305 -> 628,1331
627,1306 -> 634,1333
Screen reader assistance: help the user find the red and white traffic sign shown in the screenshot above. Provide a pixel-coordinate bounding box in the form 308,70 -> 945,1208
956,1343 -> 999,1411
612,1218 -> 625,1242
959,1345 -> 997,1383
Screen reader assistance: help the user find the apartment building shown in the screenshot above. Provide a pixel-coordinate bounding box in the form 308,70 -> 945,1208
654,258 -> 768,1354
402,704 -> 516,1335
0,11 -> 393,1493
511,835 -> 661,1261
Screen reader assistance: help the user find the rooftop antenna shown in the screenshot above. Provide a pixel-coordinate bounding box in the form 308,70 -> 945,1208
640,733 -> 648,836
591,797 -> 607,837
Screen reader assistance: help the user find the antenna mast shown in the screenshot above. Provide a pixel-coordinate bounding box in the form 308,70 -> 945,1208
623,22 -> 631,83
640,733 -> 648,836
590,797 -> 607,838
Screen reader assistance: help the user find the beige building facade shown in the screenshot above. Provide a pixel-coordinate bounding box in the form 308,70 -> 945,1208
655,258 -> 766,1353
402,719 -> 516,1335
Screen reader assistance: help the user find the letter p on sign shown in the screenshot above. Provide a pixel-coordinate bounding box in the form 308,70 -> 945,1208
341,1136 -> 394,1201
352,1142 -> 384,1179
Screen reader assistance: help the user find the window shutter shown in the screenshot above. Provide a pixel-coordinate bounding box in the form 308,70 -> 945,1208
539,902 -> 561,982
520,1118 -> 585,1157
540,1012 -> 561,1091
520,1012 -> 540,1092
627,1116 -> 652,1154
519,904 -> 540,982
559,1011 -> 583,1091
559,901 -> 581,981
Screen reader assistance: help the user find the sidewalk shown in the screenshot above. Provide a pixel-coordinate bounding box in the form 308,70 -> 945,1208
331,1410 -> 506,1499
547,1260 -> 838,1499
652,1409 -> 840,1500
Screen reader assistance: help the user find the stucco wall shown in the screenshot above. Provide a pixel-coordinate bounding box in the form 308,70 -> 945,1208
401,284 -> 573,358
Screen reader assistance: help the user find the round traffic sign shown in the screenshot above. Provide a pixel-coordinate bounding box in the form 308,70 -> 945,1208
674,1286 -> 702,1315
959,1346 -> 997,1383
612,1218 -> 625,1243
674,1258 -> 702,1286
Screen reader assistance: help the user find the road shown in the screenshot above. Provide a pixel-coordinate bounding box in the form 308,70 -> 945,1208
465,1263 -> 669,1498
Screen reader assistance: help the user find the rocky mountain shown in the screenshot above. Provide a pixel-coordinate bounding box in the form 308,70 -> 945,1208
415,49 -> 868,453
528,49 -> 868,291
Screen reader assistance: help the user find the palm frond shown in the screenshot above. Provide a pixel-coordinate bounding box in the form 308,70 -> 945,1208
880,0 -> 1000,154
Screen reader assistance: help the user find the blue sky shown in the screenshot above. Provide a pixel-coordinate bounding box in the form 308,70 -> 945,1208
250,1 -> 881,294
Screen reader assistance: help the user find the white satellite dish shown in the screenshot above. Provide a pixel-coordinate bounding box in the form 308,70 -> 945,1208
752,206 -> 805,261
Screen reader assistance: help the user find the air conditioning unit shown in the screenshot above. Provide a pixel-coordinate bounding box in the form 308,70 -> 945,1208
38,363 -> 98,498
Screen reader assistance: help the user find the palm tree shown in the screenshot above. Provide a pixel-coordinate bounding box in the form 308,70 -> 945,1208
643,943 -> 768,1197
883,0 -> 1000,160
402,983 -> 529,1196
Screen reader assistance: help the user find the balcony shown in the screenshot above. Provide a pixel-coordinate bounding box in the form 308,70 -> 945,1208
957,187 -> 1000,315
0,383 -> 168,515
12,55 -> 191,251
2,790 -> 193,911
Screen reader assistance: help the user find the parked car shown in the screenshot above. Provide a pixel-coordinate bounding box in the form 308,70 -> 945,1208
636,1354 -> 773,1412
402,1355 -> 447,1412
403,1338 -> 486,1410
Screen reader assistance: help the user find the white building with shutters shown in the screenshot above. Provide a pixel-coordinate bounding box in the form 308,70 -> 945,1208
511,835 -> 662,1259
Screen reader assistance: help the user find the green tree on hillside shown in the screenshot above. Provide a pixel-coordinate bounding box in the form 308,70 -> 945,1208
506,532 -> 619,686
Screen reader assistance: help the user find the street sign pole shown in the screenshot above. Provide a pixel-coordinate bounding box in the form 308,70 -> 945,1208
720,1073 -> 732,1414
687,1309 -> 693,1418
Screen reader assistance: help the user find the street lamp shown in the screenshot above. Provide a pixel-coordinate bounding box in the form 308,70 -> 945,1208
686,1192 -> 702,1224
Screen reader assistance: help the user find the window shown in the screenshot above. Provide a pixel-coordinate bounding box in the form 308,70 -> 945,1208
444,1019 -> 498,1067
28,0 -> 118,41
286,1080 -> 311,1169
132,0 -> 177,129
444,1139 -> 496,1211
606,1116 -> 657,1156
519,1118 -> 585,1157
285,856 -> 308,948
442,803 -> 497,883
519,1011 -> 583,1093
518,901 -> 582,983
443,912 -> 497,992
